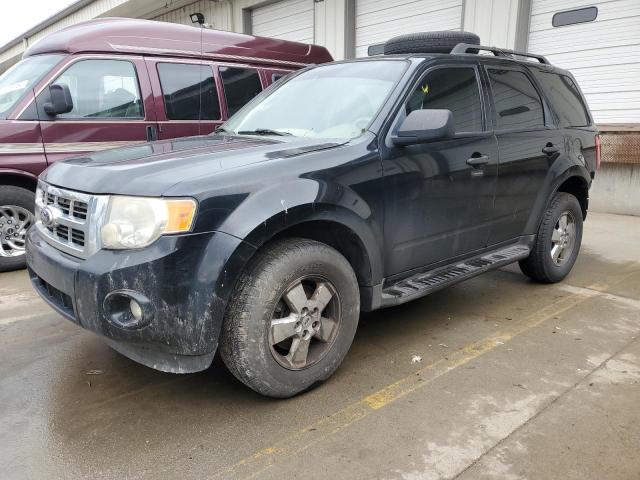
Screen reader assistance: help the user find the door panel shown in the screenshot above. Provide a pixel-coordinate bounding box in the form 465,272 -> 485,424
383,136 -> 499,275
483,65 -> 561,245
38,57 -> 156,164
382,64 -> 497,277
147,59 -> 223,140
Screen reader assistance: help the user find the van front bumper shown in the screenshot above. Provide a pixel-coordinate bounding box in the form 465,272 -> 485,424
26,227 -> 254,373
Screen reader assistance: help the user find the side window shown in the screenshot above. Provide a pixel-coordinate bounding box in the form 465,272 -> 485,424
531,71 -> 590,127
157,63 -> 220,120
54,59 -> 143,119
220,67 -> 263,117
487,69 -> 544,130
406,67 -> 483,133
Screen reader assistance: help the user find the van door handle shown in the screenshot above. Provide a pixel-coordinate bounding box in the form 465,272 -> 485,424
146,125 -> 158,142
467,154 -> 490,168
542,143 -> 559,155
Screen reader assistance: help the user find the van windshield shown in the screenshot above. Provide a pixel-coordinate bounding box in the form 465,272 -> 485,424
0,54 -> 64,119
223,60 -> 407,140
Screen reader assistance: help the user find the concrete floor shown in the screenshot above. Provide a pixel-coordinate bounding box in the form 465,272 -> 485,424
1,212 -> 638,480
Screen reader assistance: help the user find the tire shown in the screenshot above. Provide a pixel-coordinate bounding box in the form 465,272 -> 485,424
519,192 -> 583,283
0,186 -> 35,273
220,238 -> 360,398
384,31 -> 480,55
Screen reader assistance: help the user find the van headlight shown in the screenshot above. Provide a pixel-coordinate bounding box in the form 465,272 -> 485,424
100,196 -> 197,250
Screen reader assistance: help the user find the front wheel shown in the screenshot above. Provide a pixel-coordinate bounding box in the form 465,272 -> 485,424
220,238 -> 360,398
519,192 -> 583,283
0,186 -> 35,272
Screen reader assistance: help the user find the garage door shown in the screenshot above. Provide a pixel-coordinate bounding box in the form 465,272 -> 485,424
355,0 -> 463,57
251,0 -> 314,44
528,0 -> 640,124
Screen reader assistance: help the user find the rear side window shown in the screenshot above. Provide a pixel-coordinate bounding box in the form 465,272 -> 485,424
54,59 -> 143,119
407,67 -> 483,133
531,71 -> 590,127
220,67 -> 263,117
157,63 -> 220,120
488,69 -> 544,130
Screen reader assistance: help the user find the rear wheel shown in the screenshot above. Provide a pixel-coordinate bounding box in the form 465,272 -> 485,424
0,186 -> 35,272
220,238 -> 360,398
519,192 -> 583,283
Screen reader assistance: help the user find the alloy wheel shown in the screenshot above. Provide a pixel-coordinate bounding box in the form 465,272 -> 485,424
0,205 -> 34,258
550,211 -> 576,266
268,276 -> 341,370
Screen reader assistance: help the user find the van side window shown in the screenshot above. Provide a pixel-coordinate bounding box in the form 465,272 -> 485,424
531,71 -> 590,127
157,63 -> 220,120
54,59 -> 143,119
220,67 -> 263,117
488,69 -> 544,130
407,67 -> 483,133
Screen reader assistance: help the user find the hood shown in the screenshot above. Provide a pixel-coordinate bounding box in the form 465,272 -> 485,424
41,135 -> 347,196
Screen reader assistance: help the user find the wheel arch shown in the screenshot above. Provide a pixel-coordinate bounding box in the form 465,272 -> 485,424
556,175 -> 589,219
242,204 -> 383,288
0,170 -> 38,193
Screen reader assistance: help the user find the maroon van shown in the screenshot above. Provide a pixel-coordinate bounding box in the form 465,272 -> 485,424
0,17 -> 332,271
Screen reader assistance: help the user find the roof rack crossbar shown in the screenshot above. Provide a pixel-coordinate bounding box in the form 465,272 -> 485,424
451,43 -> 550,65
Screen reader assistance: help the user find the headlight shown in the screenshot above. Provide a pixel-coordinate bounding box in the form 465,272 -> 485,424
101,196 -> 197,250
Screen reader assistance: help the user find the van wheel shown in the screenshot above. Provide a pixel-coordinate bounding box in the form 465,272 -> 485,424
519,192 -> 583,283
0,186 -> 35,272
220,238 -> 360,398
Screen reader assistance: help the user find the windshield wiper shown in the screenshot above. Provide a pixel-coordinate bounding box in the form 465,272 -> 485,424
237,128 -> 292,136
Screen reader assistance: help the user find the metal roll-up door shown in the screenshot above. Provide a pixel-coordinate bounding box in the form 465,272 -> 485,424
528,0 -> 640,124
355,0 -> 463,57
251,0 -> 314,44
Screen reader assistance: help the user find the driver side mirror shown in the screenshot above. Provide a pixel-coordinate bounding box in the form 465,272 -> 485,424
392,109 -> 455,146
43,84 -> 73,116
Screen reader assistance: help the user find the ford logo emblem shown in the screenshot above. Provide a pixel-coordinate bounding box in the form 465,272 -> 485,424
40,207 -> 56,227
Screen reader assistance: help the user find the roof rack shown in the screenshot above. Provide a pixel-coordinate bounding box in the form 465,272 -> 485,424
451,43 -> 550,65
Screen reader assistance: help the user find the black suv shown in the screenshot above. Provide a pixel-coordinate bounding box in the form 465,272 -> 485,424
26,32 -> 599,397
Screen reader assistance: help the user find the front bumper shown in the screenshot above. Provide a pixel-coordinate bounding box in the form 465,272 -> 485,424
26,227 -> 254,373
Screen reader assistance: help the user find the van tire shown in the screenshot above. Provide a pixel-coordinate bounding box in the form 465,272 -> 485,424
220,238 -> 360,398
384,31 -> 480,55
519,193 -> 583,283
0,186 -> 35,272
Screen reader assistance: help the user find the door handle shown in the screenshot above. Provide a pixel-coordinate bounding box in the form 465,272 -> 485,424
467,154 -> 490,168
146,125 -> 158,142
542,143 -> 559,155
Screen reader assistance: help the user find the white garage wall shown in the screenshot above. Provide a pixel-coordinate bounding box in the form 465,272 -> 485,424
528,0 -> 640,124
151,0 -> 233,30
355,0 -> 463,57
251,0 -> 314,43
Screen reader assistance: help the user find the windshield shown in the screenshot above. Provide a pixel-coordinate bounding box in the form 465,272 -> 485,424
223,60 -> 407,140
0,54 -> 64,119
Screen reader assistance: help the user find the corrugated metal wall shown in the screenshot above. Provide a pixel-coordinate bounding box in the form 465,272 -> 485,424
151,0 -> 232,30
528,0 -> 640,124
354,0 -> 463,57
251,0 -> 314,43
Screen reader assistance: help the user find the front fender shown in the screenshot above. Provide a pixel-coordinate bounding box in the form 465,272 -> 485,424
214,178 -> 384,286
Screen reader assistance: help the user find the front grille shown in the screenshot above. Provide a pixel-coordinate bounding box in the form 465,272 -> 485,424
30,270 -> 76,321
35,182 -> 107,259
43,190 -> 89,220
45,224 -> 86,247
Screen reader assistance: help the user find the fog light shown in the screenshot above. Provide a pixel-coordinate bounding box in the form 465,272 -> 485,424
130,299 -> 143,321
103,290 -> 153,330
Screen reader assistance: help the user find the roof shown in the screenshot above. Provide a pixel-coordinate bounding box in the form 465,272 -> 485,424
23,18 -> 333,67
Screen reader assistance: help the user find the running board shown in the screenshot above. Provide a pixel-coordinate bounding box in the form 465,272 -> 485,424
381,244 -> 531,307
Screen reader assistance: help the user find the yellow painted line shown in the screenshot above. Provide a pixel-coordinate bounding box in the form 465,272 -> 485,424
213,284 -> 609,480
